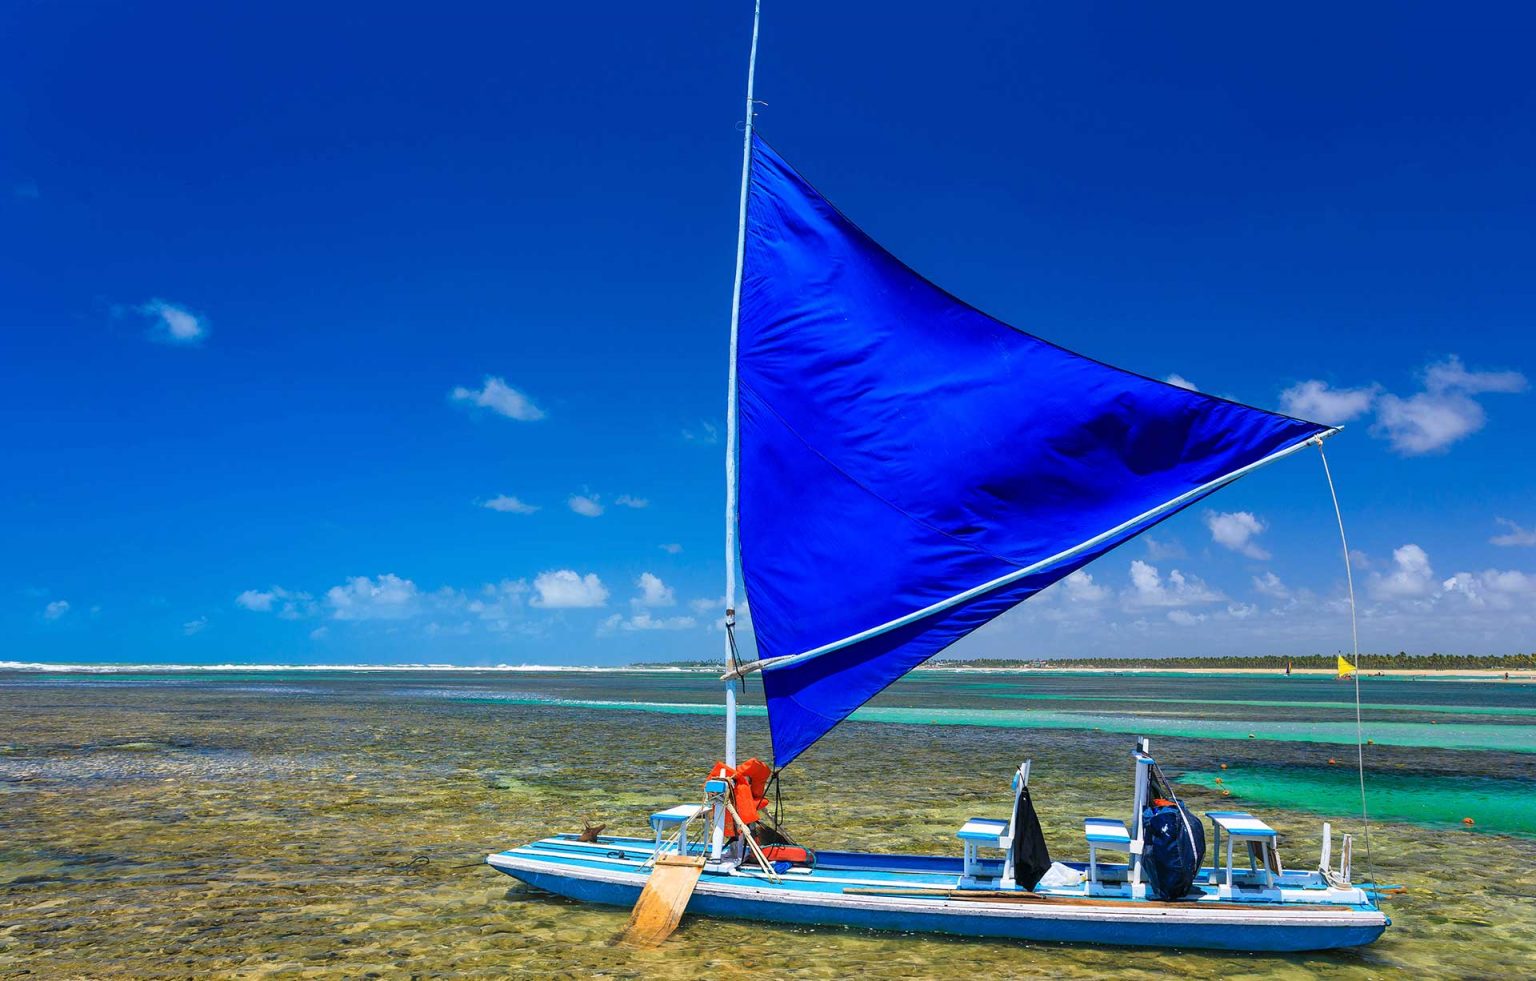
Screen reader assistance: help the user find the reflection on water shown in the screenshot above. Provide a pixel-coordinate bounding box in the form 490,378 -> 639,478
1,668 -> 1533,977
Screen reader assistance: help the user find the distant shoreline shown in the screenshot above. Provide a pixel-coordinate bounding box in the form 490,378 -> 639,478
2,659 -> 1531,681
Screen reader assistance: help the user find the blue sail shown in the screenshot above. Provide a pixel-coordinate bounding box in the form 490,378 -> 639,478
738,135 -> 1330,767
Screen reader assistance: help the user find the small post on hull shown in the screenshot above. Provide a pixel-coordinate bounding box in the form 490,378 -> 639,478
1129,737 -> 1151,899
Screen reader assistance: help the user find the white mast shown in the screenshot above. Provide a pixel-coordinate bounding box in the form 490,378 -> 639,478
723,0 -> 761,771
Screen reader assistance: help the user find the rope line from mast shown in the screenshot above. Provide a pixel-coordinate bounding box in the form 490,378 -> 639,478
1315,439 -> 1377,905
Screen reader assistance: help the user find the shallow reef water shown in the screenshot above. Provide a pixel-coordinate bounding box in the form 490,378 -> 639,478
1,668 -> 1533,978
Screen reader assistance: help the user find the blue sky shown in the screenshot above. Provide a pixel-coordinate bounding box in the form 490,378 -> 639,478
4,1 -> 1533,665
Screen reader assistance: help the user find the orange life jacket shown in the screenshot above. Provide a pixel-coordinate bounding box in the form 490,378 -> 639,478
706,758 -> 772,836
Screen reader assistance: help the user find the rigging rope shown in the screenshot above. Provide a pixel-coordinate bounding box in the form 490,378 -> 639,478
1315,440 -> 1377,904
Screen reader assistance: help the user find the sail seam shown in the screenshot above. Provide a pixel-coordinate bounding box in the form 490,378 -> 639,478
759,429 -> 1337,674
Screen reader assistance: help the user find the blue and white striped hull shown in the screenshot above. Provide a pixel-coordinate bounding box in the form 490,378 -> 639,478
488,835 -> 1388,952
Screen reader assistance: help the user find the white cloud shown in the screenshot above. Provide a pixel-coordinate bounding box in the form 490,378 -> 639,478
690,596 -> 723,615
42,600 -> 70,620
684,421 -> 720,445
483,495 -> 538,514
1491,518 -> 1536,547
1125,560 -> 1221,608
633,572 -> 676,608
1372,356 -> 1527,455
1423,357 -> 1528,395
1167,609 -> 1206,626
327,573 -> 421,620
1205,510 -> 1270,560
1282,357 -> 1525,454
235,586 -> 313,619
600,611 -> 698,633
1252,571 -> 1290,599
1279,380 -> 1378,424
530,570 -> 609,608
1369,544 -> 1435,600
1061,570 -> 1109,603
465,579 -> 528,630
615,495 -> 649,509
1143,536 -> 1186,561
138,299 -> 207,345
568,494 -> 604,517
1441,568 -> 1536,610
1164,374 -> 1198,391
183,617 -> 208,636
450,376 -> 546,421
1373,391 -> 1488,455
660,543 -> 683,555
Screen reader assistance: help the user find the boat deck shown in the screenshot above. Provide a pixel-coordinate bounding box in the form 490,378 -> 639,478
488,833 -> 1388,951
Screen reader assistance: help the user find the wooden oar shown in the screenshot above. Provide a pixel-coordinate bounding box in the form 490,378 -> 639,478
619,854 -> 706,947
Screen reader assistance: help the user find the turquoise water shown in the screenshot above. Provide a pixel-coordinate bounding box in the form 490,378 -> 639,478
441,692 -> 1536,754
1180,767 -> 1536,838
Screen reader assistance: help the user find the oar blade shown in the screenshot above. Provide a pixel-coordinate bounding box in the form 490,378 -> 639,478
619,855 -> 706,947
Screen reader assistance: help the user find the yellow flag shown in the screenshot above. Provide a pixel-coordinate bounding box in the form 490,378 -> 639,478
1337,655 -> 1357,678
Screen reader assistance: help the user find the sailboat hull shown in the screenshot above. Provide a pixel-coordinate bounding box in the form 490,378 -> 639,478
489,836 -> 1387,952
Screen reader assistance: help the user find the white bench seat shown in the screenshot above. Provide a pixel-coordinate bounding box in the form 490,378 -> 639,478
957,818 -> 1011,886
1084,817 -> 1131,846
1206,810 -> 1280,895
649,803 -> 704,856
956,818 -> 1010,845
1083,817 -> 1132,892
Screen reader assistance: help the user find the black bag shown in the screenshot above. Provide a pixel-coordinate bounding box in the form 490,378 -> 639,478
1141,800 -> 1206,900
1010,784 -> 1051,891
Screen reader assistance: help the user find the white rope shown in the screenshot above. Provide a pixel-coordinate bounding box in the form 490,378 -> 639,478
1315,440 -> 1376,903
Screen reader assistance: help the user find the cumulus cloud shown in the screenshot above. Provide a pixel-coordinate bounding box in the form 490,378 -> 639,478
1281,357 -> 1525,454
1368,544 -> 1435,600
660,543 -> 683,554
1125,560 -> 1221,608
615,495 -> 649,509
1252,571 -> 1290,599
42,599 -> 70,620
633,572 -> 676,608
450,376 -> 546,421
530,570 -> 609,608
568,494 -> 604,517
1441,568 -> 1536,609
1205,510 -> 1270,560
600,611 -> 698,633
1060,570 -> 1109,603
1373,357 -> 1527,455
235,586 -> 314,619
138,299 -> 207,345
464,579 -> 528,630
327,573 -> 421,620
1279,380 -> 1378,424
1143,536 -> 1186,561
1491,518 -> 1536,547
483,495 -> 538,514
1167,609 -> 1206,626
1164,374 -> 1198,391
